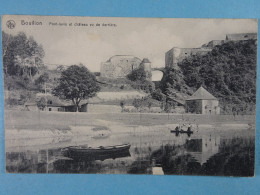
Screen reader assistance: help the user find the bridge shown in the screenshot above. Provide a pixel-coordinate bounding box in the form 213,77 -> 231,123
151,67 -> 165,73
151,67 -> 165,81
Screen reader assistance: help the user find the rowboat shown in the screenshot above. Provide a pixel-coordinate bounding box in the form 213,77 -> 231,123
62,144 -> 131,161
170,129 -> 193,134
170,126 -> 193,134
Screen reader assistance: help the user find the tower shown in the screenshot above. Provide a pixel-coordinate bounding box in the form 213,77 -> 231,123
140,58 -> 152,80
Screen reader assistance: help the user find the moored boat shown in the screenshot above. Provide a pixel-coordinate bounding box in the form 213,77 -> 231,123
62,144 -> 131,160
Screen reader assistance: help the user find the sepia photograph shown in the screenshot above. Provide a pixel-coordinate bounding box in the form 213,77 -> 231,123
1,15 -> 257,176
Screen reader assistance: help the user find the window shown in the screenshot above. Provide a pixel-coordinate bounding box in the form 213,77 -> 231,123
49,100 -> 52,105
49,108 -> 52,111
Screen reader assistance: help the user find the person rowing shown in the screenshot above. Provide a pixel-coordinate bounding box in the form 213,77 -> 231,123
175,125 -> 180,131
187,124 -> 192,132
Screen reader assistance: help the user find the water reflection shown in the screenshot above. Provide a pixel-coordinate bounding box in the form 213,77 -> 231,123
53,151 -> 131,174
172,131 -> 193,137
6,131 -> 254,176
151,136 -> 254,176
185,135 -> 220,165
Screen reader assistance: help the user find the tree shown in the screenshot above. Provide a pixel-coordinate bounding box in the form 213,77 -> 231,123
147,100 -> 152,112
127,66 -> 154,93
2,31 -> 44,78
35,72 -> 50,86
120,100 -> 125,112
160,40 -> 257,114
177,40 -> 257,113
232,107 -> 237,119
36,97 -> 46,111
140,96 -> 153,112
56,65 -> 65,72
52,65 -> 100,112
151,89 -> 166,102
129,80 -> 155,93
132,98 -> 142,112
127,67 -> 147,81
2,31 -> 14,75
132,98 -> 145,120
164,99 -> 177,120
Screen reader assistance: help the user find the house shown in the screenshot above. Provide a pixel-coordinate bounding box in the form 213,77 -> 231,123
45,99 -> 66,112
24,94 -> 88,112
45,99 -> 88,112
185,86 -> 220,114
24,101 -> 38,111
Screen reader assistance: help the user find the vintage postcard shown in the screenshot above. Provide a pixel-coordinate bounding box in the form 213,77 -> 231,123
1,15 -> 257,176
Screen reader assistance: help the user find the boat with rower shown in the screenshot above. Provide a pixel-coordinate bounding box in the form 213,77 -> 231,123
170,129 -> 193,134
170,126 -> 193,134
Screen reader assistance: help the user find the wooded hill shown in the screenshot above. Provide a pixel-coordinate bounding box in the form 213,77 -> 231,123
160,40 -> 257,114
2,31 -> 257,114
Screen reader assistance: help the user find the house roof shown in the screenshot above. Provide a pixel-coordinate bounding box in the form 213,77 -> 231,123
142,58 -> 151,63
167,96 -> 185,105
186,86 -> 218,101
24,101 -> 36,106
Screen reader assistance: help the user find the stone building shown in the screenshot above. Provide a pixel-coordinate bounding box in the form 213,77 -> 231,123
165,33 -> 257,69
185,86 -> 220,115
165,47 -> 212,69
100,55 -> 152,79
140,58 -> 152,79
140,58 -> 151,72
226,33 -> 257,41
202,40 -> 225,48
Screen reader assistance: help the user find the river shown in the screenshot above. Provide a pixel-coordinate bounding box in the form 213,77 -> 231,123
6,126 -> 255,176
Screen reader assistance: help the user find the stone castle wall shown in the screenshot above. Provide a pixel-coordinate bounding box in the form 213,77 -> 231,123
226,33 -> 257,41
165,47 -> 212,69
101,55 -> 141,78
202,40 -> 225,48
165,33 -> 257,69
100,55 -> 152,79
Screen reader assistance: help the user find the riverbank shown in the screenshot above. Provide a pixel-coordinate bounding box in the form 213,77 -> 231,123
5,110 -> 255,130
4,110 -> 255,151
5,114 -> 255,152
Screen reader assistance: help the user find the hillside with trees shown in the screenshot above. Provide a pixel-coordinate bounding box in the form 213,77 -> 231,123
126,66 -> 154,93
3,31 -> 257,115
2,32 -> 100,110
161,40 -> 257,114
2,31 -> 47,108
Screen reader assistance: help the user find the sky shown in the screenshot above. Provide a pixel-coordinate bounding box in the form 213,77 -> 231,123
2,15 -> 258,72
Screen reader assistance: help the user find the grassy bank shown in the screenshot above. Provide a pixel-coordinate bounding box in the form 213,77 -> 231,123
4,110 -> 255,130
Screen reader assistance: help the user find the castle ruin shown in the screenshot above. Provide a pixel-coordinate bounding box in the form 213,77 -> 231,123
165,33 -> 257,69
165,47 -> 212,69
100,55 -> 152,79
